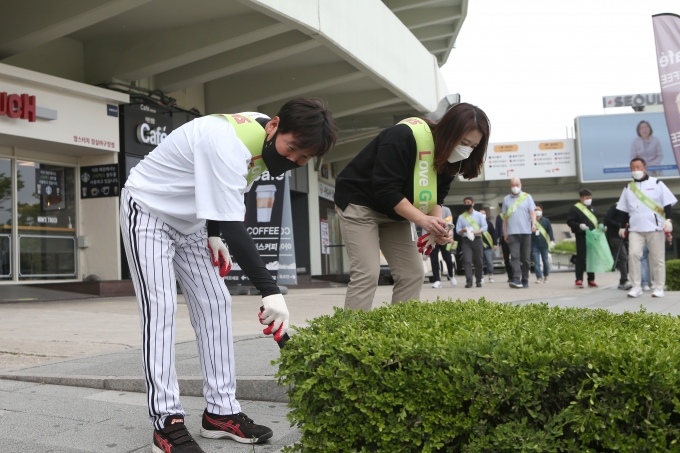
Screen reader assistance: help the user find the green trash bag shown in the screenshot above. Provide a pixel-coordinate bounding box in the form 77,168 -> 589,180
586,226 -> 614,273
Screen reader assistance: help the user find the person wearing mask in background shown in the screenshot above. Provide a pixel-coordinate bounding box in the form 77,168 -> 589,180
532,204 -> 554,284
456,196 -> 487,288
566,189 -> 599,288
479,208 -> 496,283
630,120 -> 663,175
604,203 -> 631,290
495,210 -> 513,281
429,205 -> 457,288
502,178 -> 536,288
335,103 -> 490,311
617,158 -> 676,298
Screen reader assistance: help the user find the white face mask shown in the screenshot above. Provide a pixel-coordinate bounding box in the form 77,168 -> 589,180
632,170 -> 645,180
511,186 -> 521,195
447,145 -> 474,163
583,199 -> 592,206
536,210 -> 542,217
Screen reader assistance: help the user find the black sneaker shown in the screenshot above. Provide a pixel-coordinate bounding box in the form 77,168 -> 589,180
200,409 -> 273,444
153,415 -> 204,453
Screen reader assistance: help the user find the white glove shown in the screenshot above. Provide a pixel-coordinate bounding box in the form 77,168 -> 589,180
208,237 -> 232,277
550,241 -> 555,249
259,294 -> 289,342
466,231 -> 475,241
417,233 -> 437,255
579,224 -> 588,231
619,228 -> 626,238
664,219 -> 673,233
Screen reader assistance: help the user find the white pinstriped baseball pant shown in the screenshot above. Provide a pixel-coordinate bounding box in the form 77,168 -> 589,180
120,188 -> 241,429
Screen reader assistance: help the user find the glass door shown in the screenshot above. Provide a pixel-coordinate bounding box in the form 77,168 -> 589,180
17,161 -> 77,280
0,158 -> 12,279
326,208 -> 343,275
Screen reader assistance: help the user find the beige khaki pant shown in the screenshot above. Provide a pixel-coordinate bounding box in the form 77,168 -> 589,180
336,204 -> 424,311
628,230 -> 666,289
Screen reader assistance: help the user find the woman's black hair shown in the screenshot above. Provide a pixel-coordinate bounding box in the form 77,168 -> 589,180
636,120 -> 653,137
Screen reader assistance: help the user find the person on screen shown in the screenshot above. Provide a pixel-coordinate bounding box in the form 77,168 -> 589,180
630,121 -> 663,174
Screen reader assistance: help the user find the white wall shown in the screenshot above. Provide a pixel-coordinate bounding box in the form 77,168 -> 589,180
0,63 -> 128,152
242,0 -> 444,112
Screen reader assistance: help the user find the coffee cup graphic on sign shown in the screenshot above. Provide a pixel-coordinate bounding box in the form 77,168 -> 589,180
255,184 -> 277,223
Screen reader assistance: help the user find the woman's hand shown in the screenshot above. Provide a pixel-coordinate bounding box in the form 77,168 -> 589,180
434,232 -> 451,245
418,215 -> 448,236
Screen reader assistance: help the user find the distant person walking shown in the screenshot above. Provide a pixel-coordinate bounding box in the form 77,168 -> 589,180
531,204 -> 554,284
604,203 -> 631,290
502,178 -> 536,288
566,189 -> 599,288
479,208 -> 496,283
429,205 -> 457,288
456,197 -> 487,288
617,157 -> 676,298
495,211 -> 513,281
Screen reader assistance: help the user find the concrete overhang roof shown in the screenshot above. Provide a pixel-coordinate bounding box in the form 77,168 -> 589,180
0,0 -> 467,162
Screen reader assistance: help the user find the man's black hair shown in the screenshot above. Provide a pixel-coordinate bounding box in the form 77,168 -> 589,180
579,189 -> 592,198
630,157 -> 646,166
276,98 -> 337,157
536,203 -> 544,210
464,196 -> 474,203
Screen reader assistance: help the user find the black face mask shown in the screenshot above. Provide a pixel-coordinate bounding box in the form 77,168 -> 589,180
464,204 -> 473,211
261,131 -> 302,177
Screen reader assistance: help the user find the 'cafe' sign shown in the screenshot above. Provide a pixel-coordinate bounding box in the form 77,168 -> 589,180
0,92 -> 36,122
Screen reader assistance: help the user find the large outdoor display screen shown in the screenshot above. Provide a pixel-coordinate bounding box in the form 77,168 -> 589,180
576,112 -> 679,182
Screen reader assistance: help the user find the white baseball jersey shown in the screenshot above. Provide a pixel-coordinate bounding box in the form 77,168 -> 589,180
616,176 -> 677,232
126,113 -> 269,234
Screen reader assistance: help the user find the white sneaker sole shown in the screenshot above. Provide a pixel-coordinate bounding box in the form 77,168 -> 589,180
200,427 -> 272,444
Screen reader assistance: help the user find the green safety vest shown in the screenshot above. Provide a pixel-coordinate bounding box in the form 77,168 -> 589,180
535,220 -> 550,246
574,202 -> 598,229
502,192 -> 530,221
398,118 -> 437,215
214,113 -> 268,185
628,182 -> 665,219
461,211 -> 493,248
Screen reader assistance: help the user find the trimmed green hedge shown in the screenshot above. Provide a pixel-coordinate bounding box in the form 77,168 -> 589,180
276,300 -> 680,452
667,259 -> 680,291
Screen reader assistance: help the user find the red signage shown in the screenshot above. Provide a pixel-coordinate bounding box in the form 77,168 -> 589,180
0,92 -> 36,122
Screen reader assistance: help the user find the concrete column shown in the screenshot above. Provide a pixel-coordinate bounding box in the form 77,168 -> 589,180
307,162 -> 322,275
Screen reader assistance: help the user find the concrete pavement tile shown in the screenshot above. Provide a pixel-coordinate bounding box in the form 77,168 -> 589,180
83,390 -> 148,407
0,391 -> 123,423
4,439 -> 91,453
44,415 -> 152,453
17,383 -> 102,399
0,378 -> 40,392
0,409 -> 86,443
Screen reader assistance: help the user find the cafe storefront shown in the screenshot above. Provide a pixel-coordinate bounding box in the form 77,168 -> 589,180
0,63 -> 128,284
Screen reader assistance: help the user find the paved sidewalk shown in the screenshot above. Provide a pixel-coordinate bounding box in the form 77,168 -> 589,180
1,275 -> 679,452
0,379 -> 296,453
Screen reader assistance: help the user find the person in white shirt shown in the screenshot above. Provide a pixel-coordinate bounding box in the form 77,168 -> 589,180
616,157 -> 676,298
456,197 -> 488,288
121,99 -> 336,452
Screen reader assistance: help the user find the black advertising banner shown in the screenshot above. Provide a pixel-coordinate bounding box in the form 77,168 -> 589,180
224,170 -> 286,286
120,104 -> 174,156
35,169 -> 62,197
277,175 -> 297,285
652,13 -> 680,169
80,165 -> 120,199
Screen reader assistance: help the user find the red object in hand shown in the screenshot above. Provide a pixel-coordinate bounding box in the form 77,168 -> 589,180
417,233 -> 436,255
259,306 -> 290,347
208,239 -> 232,277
